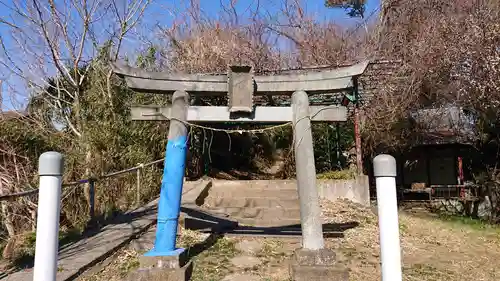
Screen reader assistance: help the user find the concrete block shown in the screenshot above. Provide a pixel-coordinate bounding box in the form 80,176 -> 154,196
127,261 -> 193,281
139,252 -> 188,269
290,248 -> 348,281
290,263 -> 348,281
210,178 -> 370,206
317,176 -> 370,206
293,248 -> 337,266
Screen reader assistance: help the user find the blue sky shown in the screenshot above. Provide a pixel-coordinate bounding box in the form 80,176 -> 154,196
144,0 -> 380,26
0,0 -> 380,111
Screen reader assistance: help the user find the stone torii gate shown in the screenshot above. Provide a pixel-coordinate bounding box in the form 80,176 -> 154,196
112,61 -> 368,280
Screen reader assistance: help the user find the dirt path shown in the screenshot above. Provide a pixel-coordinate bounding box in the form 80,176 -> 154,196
77,200 -> 500,281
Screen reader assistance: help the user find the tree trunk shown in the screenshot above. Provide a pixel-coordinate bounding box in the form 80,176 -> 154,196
84,143 -> 93,216
1,203 -> 15,237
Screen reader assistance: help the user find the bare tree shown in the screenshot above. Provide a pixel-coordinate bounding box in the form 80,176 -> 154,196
362,0 -> 499,147
0,0 -> 152,214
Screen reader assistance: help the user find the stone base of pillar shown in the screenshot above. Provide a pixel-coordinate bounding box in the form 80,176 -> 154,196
126,263 -> 192,281
289,248 -> 348,281
126,251 -> 192,281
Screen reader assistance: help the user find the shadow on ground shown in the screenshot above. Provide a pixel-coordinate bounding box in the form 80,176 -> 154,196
180,233 -> 224,265
180,206 -> 359,238
4,203 -> 358,280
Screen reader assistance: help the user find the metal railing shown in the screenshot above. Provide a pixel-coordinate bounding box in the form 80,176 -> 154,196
0,158 -> 164,218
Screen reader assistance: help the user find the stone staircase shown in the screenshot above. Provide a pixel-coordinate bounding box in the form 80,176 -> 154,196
199,180 -> 302,227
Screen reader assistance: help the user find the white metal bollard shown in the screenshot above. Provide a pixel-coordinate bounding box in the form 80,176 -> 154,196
373,154 -> 402,281
33,152 -> 64,281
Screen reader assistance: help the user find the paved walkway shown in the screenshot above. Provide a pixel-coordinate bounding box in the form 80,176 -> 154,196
2,179 -> 211,281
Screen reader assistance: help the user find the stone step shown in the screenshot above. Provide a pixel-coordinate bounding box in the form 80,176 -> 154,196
204,196 -> 300,209
235,217 -> 302,227
205,206 -> 301,220
208,188 -> 299,199
209,185 -> 298,192
211,180 -> 298,190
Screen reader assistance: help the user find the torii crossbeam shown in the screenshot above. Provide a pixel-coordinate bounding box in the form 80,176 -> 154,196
112,61 -> 368,123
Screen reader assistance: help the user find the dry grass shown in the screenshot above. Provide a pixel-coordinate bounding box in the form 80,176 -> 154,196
399,214 -> 500,281
189,237 -> 239,281
77,200 -> 500,281
77,248 -> 140,281
321,199 -> 500,281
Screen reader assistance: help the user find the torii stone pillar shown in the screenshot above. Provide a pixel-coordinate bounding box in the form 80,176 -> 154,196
146,90 -> 189,257
290,91 -> 348,281
292,91 -> 324,250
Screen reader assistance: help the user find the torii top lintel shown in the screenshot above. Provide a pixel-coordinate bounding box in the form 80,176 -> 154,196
111,61 -> 369,114
111,61 -> 369,95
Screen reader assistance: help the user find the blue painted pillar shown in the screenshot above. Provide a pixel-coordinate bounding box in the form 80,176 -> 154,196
145,91 -> 189,257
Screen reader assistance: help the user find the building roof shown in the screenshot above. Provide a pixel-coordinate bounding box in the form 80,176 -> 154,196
410,106 -> 477,145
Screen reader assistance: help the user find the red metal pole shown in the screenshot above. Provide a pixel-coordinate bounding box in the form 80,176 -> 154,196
354,106 -> 363,175
458,157 -> 464,184
458,156 -> 465,198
